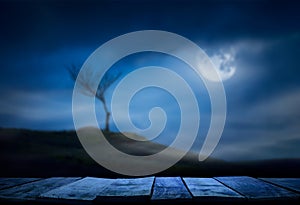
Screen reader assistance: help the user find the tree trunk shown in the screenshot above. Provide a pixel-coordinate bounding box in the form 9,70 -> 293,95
105,112 -> 110,132
100,98 -> 110,132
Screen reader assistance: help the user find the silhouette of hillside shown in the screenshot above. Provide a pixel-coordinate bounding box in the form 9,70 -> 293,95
0,128 -> 299,177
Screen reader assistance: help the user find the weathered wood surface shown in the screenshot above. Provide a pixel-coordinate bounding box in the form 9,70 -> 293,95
0,178 -> 40,190
41,177 -> 114,201
0,177 -> 80,200
95,177 -> 154,202
260,178 -> 300,193
0,176 -> 299,204
215,176 -> 299,200
151,177 -> 192,200
183,177 -> 244,201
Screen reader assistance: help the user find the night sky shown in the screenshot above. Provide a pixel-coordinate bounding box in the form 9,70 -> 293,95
0,0 -> 300,161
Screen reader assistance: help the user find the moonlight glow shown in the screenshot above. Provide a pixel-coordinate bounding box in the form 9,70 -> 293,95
211,50 -> 236,81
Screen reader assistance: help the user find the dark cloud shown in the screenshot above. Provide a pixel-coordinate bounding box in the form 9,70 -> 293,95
1,1 -> 299,48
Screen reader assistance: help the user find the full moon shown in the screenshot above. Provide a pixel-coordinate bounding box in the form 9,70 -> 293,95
210,51 -> 236,81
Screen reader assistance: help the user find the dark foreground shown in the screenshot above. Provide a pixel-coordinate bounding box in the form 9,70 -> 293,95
1,128 -> 300,178
0,176 -> 299,204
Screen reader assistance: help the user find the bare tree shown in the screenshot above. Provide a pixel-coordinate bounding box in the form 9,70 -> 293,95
68,65 -> 121,132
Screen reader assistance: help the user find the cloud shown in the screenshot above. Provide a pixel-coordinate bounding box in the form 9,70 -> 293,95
212,88 -> 300,161
0,89 -> 74,130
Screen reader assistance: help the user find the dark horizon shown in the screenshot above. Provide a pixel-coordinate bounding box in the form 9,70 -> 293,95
1,127 -> 300,178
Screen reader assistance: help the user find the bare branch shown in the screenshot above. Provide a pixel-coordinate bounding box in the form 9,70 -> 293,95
67,64 -> 121,131
67,64 -> 97,97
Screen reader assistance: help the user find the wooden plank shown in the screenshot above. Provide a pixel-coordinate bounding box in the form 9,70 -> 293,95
260,178 -> 300,193
151,177 -> 192,200
40,177 -> 114,201
0,177 -> 80,200
95,177 -> 154,202
215,176 -> 299,200
183,177 -> 245,201
0,178 -> 40,190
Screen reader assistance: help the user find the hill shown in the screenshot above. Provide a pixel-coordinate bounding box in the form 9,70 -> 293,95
0,128 -> 299,177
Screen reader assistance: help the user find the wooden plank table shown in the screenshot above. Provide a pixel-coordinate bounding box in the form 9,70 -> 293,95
41,177 -> 114,201
0,178 -> 40,190
95,177 -> 154,202
0,176 -> 299,204
0,177 -> 80,200
215,176 -> 299,201
151,177 -> 192,201
183,177 -> 244,202
260,178 -> 300,193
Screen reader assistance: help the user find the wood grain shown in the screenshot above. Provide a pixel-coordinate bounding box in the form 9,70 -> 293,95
215,176 -> 299,200
151,177 -> 192,200
183,177 -> 244,201
95,177 -> 154,202
40,177 -> 114,201
0,177 -> 80,200
0,178 -> 40,190
260,178 -> 300,193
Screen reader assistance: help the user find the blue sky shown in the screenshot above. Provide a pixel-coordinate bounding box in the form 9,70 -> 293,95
0,0 -> 300,161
